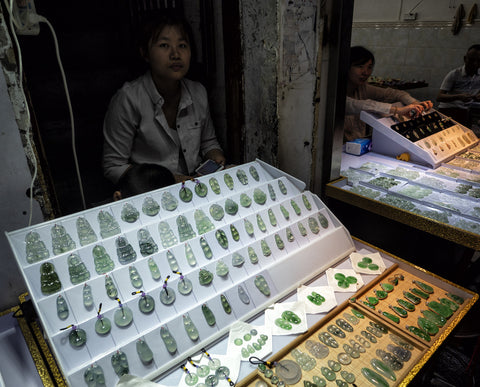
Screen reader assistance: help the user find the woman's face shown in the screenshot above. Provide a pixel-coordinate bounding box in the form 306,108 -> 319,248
348,59 -> 374,87
145,25 -> 191,84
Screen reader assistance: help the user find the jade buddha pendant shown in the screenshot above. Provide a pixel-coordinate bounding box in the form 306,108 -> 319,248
253,188 -> 267,205
40,262 -> 62,295
184,243 -> 197,266
114,305 -> 133,327
248,246 -> 259,264
278,180 -> 288,195
116,236 -> 137,265
209,204 -> 225,221
308,217 -> 320,234
148,257 -> 161,280
225,199 -> 238,215
177,215 -> 196,242
166,250 -> 179,272
280,205 -> 290,220
138,293 -> 155,314
97,210 -> 121,239
136,339 -> 154,365
129,266 -> 143,288
183,314 -> 199,341
267,184 -> 276,201
51,224 -> 76,255
236,169 -> 248,185
215,229 -> 229,249
111,351 -> 129,377
142,197 -> 160,216
318,213 -> 329,228
302,194 -> 312,210
240,193 -> 252,208
200,237 -> 213,259
92,245 -> 115,275
178,276 -> 193,295
160,286 -> 176,305
121,203 -> 139,223
305,339 -> 329,359
179,184 -> 193,202
209,177 -> 221,194
25,231 -> 50,264
232,252 -> 245,267
161,191 -> 178,211
256,214 -> 267,232
254,275 -> 271,296
249,165 -> 260,181
95,315 -> 112,335
261,240 -> 271,257
83,363 -> 105,386
202,303 -> 216,326
268,209 -> 277,226
76,217 -> 97,246
274,234 -> 284,250
137,228 -> 158,256
158,221 -> 178,248
230,224 -> 240,241
224,173 -> 234,190
160,326 -> 177,354
290,200 -> 301,216
69,326 -> 87,347
244,218 -> 254,237
194,181 -> 208,197
83,283 -> 94,310
387,344 -> 411,362
216,260 -> 229,277
68,253 -> 91,285
104,275 -> 118,299
56,295 -> 69,320
194,209 -> 214,234
238,285 -> 250,304
220,294 -> 232,314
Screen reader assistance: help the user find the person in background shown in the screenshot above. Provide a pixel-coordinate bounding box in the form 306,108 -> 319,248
103,11 -> 225,185
344,46 -> 433,142
437,44 -> 480,127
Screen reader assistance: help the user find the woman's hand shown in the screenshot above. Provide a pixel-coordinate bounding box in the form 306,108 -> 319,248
393,100 -> 433,118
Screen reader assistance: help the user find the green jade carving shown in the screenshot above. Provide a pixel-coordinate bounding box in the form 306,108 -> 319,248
381,310 -> 400,324
161,191 -> 178,211
439,297 -> 459,311
361,368 -> 389,387
129,266 -> 143,288
176,215 -> 196,242
290,200 -> 301,216
184,243 -> 197,266
202,303 -> 216,326
230,224 -> 240,241
92,245 -> 114,274
248,246 -> 259,264
184,372 -> 199,386
254,275 -> 271,296
410,287 -> 430,299
200,237 -> 213,259
142,197 -> 160,216
397,298 -> 415,311
427,301 -> 453,318
84,363 -> 105,387
278,180 -> 288,195
104,275 -> 118,299
179,182 -> 193,202
238,285 -> 250,304
328,359 -> 342,371
136,339 -> 154,365
76,217 -> 97,246
240,193 -> 252,208
249,165 -> 260,181
116,236 -> 137,264
114,300 -> 133,327
371,359 -> 396,381
418,317 -> 439,335
291,348 -> 316,371
209,204 -> 225,221
137,228 -> 158,256
194,181 -> 208,197
308,217 -> 320,234
403,291 -> 421,304
199,269 -> 214,285
121,203 -> 139,223
446,292 -> 464,304
318,332 -> 339,348
413,279 -> 434,294
40,262 -> 62,295
280,205 -> 290,220
256,214 -> 267,233
286,227 -> 295,242
282,310 -> 301,324
194,209 -> 214,234
160,326 -> 177,354
25,231 -> 50,264
253,188 -> 267,205
209,177 -> 221,194
261,239 -> 272,257
298,222 -> 308,236
236,169 -> 248,185
83,283 -> 94,310
374,289 -> 388,299
308,291 -> 325,305
176,273 -> 193,295
328,324 -> 346,338
225,199 -> 238,215
220,294 -> 232,314
421,310 -> 446,327
274,234 -> 285,250
267,183 -> 276,201
406,325 -> 431,342
268,209 -> 277,226
318,213 -> 329,228
389,305 -> 408,318
216,260 -> 229,277
97,211 -> 121,238
68,253 -> 90,285
224,173 -> 234,190
68,325 -> 87,347
313,376 -> 327,387
160,276 -> 176,305
216,229 -> 229,249
275,318 -> 292,330
111,351 -> 129,377
148,257 -> 161,280
336,318 -> 353,332
232,252 -> 245,267
137,291 -> 155,314
158,221 -> 178,248
51,224 -> 76,255
302,194 -> 312,210
183,313 -> 199,341
244,218 -> 254,237
56,295 -> 69,320
380,283 -> 394,292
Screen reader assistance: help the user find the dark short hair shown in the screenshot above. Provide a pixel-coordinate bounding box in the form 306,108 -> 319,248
350,46 -> 375,66
117,163 -> 175,198
467,44 -> 480,53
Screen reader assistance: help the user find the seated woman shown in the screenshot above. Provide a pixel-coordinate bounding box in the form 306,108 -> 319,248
344,46 -> 433,142
103,11 -> 225,185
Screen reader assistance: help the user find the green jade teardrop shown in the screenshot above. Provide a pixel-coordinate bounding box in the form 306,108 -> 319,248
95,314 -> 112,335
253,188 -> 267,205
230,224 -> 240,241
282,310 -> 301,324
244,219 -> 255,237
194,181 -> 208,197
121,203 -> 139,223
298,222 -> 308,236
276,179 -> 287,195
69,326 -> 87,347
275,318 -> 292,330
439,297 -> 459,311
370,359 -> 396,382
209,177 -> 221,194
209,204 -> 224,221
176,215 -> 196,242
274,234 -> 285,250
261,240 -> 272,257
202,303 -> 216,326
179,184 -> 193,202
397,298 -> 415,312
76,217 -> 97,246
114,304 -> 133,327
422,309 -> 446,327
184,243 -> 197,266
248,246 -> 259,264
232,252 -> 245,267
215,229 -> 229,249
240,193 -> 252,208
266,184 -> 276,202
199,269 -> 214,285
407,325 -> 431,342
25,231 -> 50,264
410,287 -> 430,300
238,285 -> 250,304
161,191 -> 178,211
280,205 -> 290,221
427,301 -> 453,318
249,165 -> 260,181
290,200 -> 301,216
177,276 -> 193,295
318,213 -> 329,228
40,262 -> 62,295
381,311 -> 400,324
366,296 -> 379,306
418,317 -> 439,335
158,221 -> 178,248
308,217 -> 320,234
194,209 -> 214,234
137,228 -> 158,256
160,326 -> 177,354
148,257 -> 161,280
286,227 -> 295,242
98,210 -> 121,239
403,291 -> 421,304
92,245 -> 115,275
224,173 -> 234,190
142,197 -> 160,216
111,351 -> 129,377
136,339 -> 154,365
129,266 -> 143,288
256,214 -> 267,232
413,279 -> 434,294
446,292 -> 464,305
165,250 -> 179,272
236,169 -> 248,185
200,237 -> 213,259
160,286 -> 176,305
302,194 -> 312,210
68,253 -> 90,285
83,284 -> 94,310
268,209 -> 277,226
138,293 -> 155,314
216,260 -> 229,277
183,314 -> 199,341
104,275 -> 118,299
220,294 -> 232,314
56,295 -> 69,320
254,275 -> 271,296
51,224 -> 76,255
83,363 -> 106,386
116,236 -> 137,265
389,305 -> 408,318
379,282 -> 394,292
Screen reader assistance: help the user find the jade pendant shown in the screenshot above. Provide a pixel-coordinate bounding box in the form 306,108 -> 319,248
216,260 -> 229,277
318,332 -> 339,348
290,200 -> 301,216
410,287 -> 430,300
111,351 -> 129,377
302,194 -> 312,210
92,245 -> 115,275
68,253 -> 91,285
220,294 -> 231,314
238,285 -> 250,304
254,275 -> 271,296
336,318 -> 353,332
381,311 -> 400,324
389,305 -> 408,318
249,165 -> 260,181
161,191 -> 178,211
256,214 -> 267,232
148,257 -> 161,280
328,359 -> 341,372
185,373 -> 199,386
406,325 -> 431,342
137,228 -> 158,256
98,210 -> 121,239
230,224 -> 240,241
138,293 -> 155,314
142,197 -> 160,216
136,339 -> 154,365
209,204 -> 224,221
427,301 -> 453,318
403,291 -> 421,304
361,368 -> 389,387
253,188 -> 267,205
298,222 -> 307,236
343,312 -> 358,325
286,227 -> 295,242
277,179 -> 287,195
202,303 -> 216,326
197,365 -> 210,378
176,215 -> 196,242
389,333 -> 414,350
244,219 -> 254,237
340,371 -> 355,384
76,217 -> 97,246
327,324 -> 345,338
308,291 -> 325,305
366,296 -> 379,306
370,359 -> 396,381
261,240 -> 272,256
308,217 -> 320,234
56,295 -> 69,320
439,297 -> 459,311
232,252 -> 245,267
195,182 -> 208,197
158,221 -> 178,248
177,276 -> 193,295
160,287 -> 176,305
418,317 -> 439,335
209,177 -> 221,194
114,305 -> 133,327
361,330 -> 377,343
166,250 -> 179,272
421,309 -> 446,327
318,213 -> 329,228
387,344 -> 412,362
129,266 -> 143,288
183,313 -> 199,341
215,229 -> 229,249
236,169 -> 248,185
84,363 -> 105,386
397,298 -> 415,312
274,234 -> 285,250
25,231 -> 50,264
446,292 -> 464,305
275,317 -> 292,330
413,279 -> 434,294
160,326 -> 177,354
200,237 -> 213,259
69,327 -> 87,347
121,203 -> 139,223
184,243 -> 197,267
305,339 -> 329,359
267,209 -> 277,226
321,367 -> 336,381
248,246 -> 259,264
51,224 -> 76,255
193,209 -> 213,234
104,275 -> 118,299
179,185 -> 193,202
83,284 -> 94,310
199,269 -> 214,285
240,193 -> 252,208
40,262 -> 62,295
224,199 -> 238,216
380,283 -> 394,292
116,236 -> 137,265
267,184 -> 276,201
376,350 -> 403,371
224,173 -> 234,190
282,310 -> 301,324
